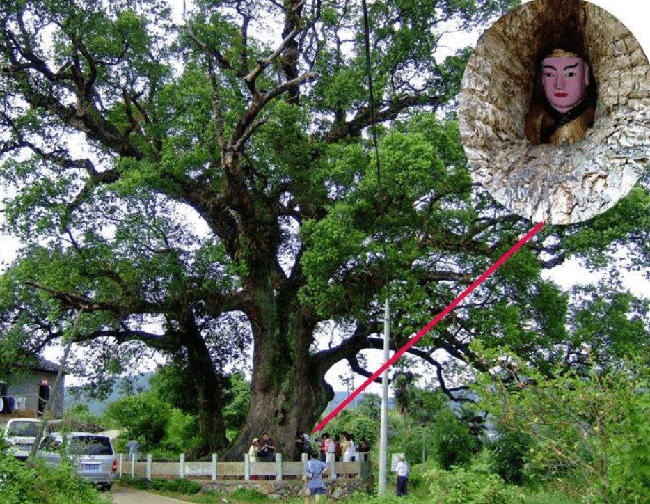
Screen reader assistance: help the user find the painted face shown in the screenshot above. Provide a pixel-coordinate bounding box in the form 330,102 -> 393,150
542,56 -> 589,113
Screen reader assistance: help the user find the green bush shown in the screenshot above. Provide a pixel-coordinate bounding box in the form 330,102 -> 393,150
0,451 -> 107,504
488,426 -> 532,484
430,408 -> 480,470
161,408 -> 201,454
106,391 -> 171,450
425,466 -> 520,504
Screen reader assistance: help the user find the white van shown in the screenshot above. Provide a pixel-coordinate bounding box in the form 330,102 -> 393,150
3,418 -> 45,460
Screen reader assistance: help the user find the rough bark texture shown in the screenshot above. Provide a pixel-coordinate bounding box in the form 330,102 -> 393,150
459,0 -> 650,224
182,316 -> 230,458
223,283 -> 332,461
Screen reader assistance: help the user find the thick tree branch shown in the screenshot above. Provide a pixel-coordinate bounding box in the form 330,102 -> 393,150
243,24 -> 302,97
364,337 -> 470,399
323,94 -> 443,144
25,281 -> 122,313
315,320 -> 382,377
230,71 -> 317,153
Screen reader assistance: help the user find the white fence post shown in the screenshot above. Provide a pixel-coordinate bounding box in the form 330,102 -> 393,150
146,454 -> 152,481
275,453 -> 283,481
179,453 -> 185,479
130,453 -> 135,478
119,453 -> 123,477
212,453 -> 218,481
327,452 -> 336,480
244,453 -> 251,481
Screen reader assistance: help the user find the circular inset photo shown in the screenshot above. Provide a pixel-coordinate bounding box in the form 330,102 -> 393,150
459,0 -> 650,224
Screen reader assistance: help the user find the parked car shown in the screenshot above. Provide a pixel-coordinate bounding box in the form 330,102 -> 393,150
38,432 -> 118,490
3,418 -> 46,460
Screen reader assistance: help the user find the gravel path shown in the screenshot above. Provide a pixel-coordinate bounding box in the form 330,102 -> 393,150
108,486 -> 192,504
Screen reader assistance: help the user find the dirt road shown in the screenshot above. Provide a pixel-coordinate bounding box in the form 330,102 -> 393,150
108,486 -> 192,504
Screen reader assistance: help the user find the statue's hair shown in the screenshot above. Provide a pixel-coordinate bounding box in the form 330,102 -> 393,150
545,48 -> 580,59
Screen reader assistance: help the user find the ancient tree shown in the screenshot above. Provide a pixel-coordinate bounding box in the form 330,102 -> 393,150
2,0 -> 648,459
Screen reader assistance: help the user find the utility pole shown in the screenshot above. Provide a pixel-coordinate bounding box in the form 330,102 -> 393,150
378,298 -> 390,494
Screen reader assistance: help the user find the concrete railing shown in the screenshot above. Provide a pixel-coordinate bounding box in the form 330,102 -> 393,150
118,452 -> 371,481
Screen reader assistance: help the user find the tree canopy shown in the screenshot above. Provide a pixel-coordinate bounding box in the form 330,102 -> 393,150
1,0 -> 649,459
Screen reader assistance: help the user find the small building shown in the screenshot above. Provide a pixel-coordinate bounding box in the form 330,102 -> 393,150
1,358 -> 67,420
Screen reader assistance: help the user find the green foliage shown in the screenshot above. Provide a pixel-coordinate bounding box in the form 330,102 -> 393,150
61,403 -> 109,432
357,394 -> 382,421
487,426 -> 532,485
391,423 -> 435,466
318,406 -> 379,450
119,476 -> 202,495
2,0 -> 649,466
149,364 -> 251,444
228,488 -> 270,502
162,408 -> 201,454
430,408 -> 480,470
149,363 -> 202,415
425,466 -> 519,504
106,391 -> 170,449
222,371 -> 252,432
477,353 -> 650,504
0,450 -> 106,504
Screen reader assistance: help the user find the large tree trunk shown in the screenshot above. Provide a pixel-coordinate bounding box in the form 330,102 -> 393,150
182,313 -> 229,458
223,280 -> 332,461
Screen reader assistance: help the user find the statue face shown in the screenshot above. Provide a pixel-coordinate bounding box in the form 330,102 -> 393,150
542,56 -> 589,113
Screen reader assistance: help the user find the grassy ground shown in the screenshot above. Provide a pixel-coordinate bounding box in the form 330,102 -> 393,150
115,472 -> 585,504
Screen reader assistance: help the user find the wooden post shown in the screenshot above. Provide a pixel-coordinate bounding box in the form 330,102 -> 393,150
131,453 -> 135,478
179,453 -> 185,479
244,453 -> 251,481
146,454 -> 152,481
275,453 -> 283,481
212,454 -> 218,481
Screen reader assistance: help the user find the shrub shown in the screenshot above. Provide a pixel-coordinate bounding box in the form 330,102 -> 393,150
430,408 -> 480,470
0,451 -> 106,504
425,466 -> 520,504
106,392 -> 171,450
487,426 -> 532,484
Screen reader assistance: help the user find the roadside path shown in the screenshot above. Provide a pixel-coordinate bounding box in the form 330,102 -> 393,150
108,486 -> 192,504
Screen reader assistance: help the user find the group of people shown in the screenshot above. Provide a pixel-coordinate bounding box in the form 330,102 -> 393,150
315,432 -> 370,463
248,431 -> 409,500
248,432 -> 276,462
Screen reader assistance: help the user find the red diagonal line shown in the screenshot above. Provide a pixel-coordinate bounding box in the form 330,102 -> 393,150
312,221 -> 546,433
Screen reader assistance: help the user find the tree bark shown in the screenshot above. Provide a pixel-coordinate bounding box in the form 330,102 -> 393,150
223,277 -> 332,461
179,312 -> 229,457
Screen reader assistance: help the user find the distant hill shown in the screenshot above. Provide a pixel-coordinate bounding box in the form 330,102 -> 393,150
64,377 -> 393,416
324,391 -> 394,413
64,373 -> 153,415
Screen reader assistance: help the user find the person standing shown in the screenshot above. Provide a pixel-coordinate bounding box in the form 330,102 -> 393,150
326,433 -> 335,460
319,434 -> 327,462
303,451 -> 329,502
342,432 -> 356,462
358,437 -> 370,453
126,439 -> 139,462
249,438 -> 260,480
326,432 -> 337,479
333,434 -> 342,462
395,455 -> 410,496
260,432 -> 276,462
